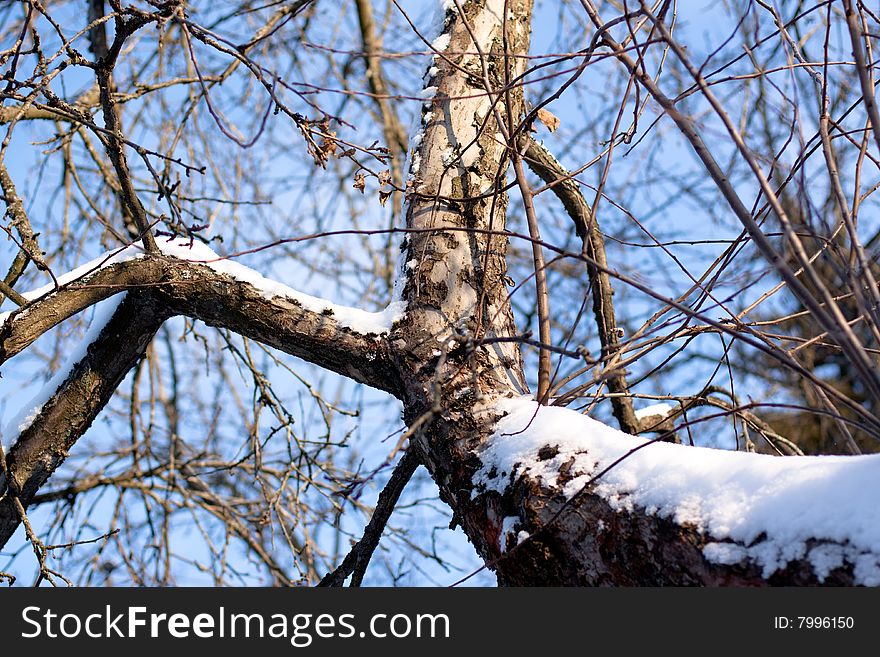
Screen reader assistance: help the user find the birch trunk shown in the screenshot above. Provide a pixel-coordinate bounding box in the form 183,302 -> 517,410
391,0 -> 858,586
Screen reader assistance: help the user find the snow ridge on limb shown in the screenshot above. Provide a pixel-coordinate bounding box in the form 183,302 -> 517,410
1,237 -> 405,337
0,238 -> 406,399
0,292 -> 168,549
476,397 -> 880,585
155,238 -> 406,335
3,296 -> 125,444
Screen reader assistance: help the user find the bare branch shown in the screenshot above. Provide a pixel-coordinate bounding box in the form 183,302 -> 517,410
318,449 -> 420,587
842,0 -> 880,158
521,136 -> 639,433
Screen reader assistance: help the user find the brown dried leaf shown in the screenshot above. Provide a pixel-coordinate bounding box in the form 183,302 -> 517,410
320,130 -> 338,159
378,190 -> 393,207
353,171 -> 366,193
537,108 -> 560,133
378,169 -> 392,187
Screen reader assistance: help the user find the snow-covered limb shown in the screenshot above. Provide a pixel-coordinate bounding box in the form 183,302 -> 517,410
476,397 -> 880,585
0,237 -> 408,548
1,239 -> 405,398
633,401 -> 675,421
0,259 -> 147,365
155,238 -> 405,335
0,236 -> 408,543
3,296 -> 125,444
0,293 -> 167,548
9,0 -> 861,588
1,237 -> 405,338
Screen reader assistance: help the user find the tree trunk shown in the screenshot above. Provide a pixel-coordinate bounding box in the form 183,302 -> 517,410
390,0 -> 863,586
393,0 -> 533,575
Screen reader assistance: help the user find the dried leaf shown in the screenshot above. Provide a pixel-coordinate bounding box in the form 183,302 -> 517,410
378,190 -> 393,207
378,169 -> 392,187
353,171 -> 366,193
320,130 -> 338,159
537,108 -> 560,133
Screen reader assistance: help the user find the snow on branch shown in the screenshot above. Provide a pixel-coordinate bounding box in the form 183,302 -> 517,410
3,296 -> 125,444
1,237 -> 405,336
0,233 -> 410,543
0,293 -> 168,548
156,238 -> 405,334
476,397 -> 880,585
1,238 -> 407,443
1,237 -> 408,397
633,402 -> 675,421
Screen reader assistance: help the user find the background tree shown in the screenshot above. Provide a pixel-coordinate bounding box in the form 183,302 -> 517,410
1,0 -> 879,586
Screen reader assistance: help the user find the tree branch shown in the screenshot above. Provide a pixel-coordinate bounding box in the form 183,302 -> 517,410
0,292 -> 168,548
0,252 -> 29,309
0,161 -> 49,272
465,398 -> 874,585
93,12 -> 158,252
520,135 -> 639,433
355,0 -> 407,220
317,449 -> 420,587
842,0 -> 880,159
1,253 -> 405,397
582,0 -> 880,409
0,279 -> 26,307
